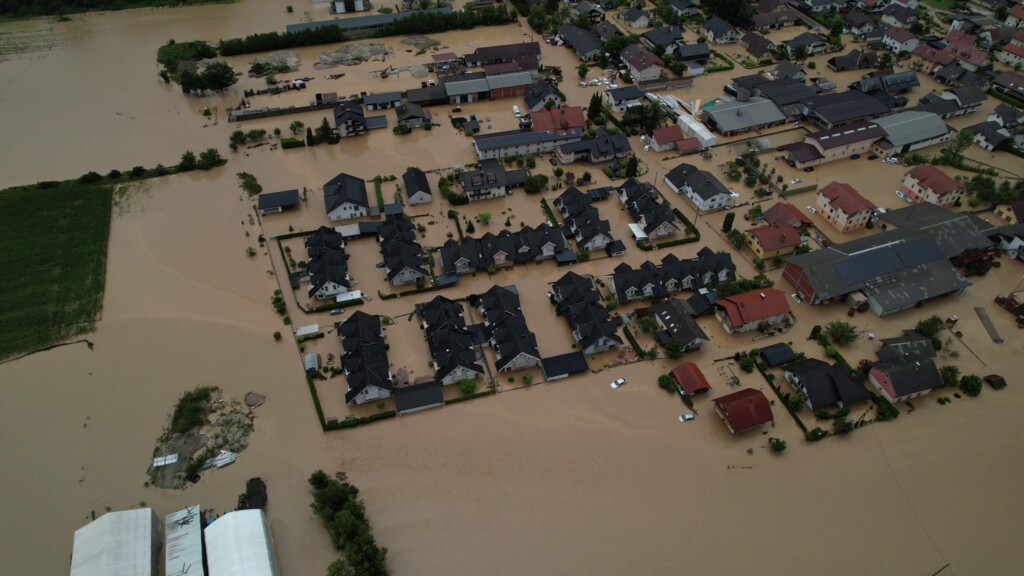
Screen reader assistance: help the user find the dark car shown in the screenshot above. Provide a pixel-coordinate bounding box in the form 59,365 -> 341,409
867,154 -> 878,160
851,154 -> 861,160
803,167 -> 815,172
549,157 -> 557,166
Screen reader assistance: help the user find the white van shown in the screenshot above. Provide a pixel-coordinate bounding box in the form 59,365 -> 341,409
512,105 -> 522,118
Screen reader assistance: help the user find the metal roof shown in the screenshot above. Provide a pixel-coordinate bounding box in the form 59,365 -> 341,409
205,510 -> 278,576
362,91 -> 402,105
473,128 -> 582,151
166,506 -> 205,576
872,111 -> 948,148
72,509 -> 160,576
703,97 -> 786,133
486,71 -> 534,89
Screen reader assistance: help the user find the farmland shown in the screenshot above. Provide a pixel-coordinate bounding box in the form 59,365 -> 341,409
0,182 -> 113,360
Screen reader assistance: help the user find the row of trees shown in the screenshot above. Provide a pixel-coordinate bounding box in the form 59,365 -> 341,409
0,0 -> 211,16
217,25 -> 347,56
179,61 -> 237,93
376,5 -> 515,36
309,471 -> 388,576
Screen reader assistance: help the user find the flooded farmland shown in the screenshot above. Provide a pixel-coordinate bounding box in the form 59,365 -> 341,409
1,3 -> 1023,576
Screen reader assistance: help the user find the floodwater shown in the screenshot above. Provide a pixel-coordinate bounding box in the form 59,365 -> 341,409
1,4 -> 1023,576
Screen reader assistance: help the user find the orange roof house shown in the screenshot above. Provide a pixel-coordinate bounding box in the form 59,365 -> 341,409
714,288 -> 793,333
671,362 -> 712,396
713,388 -> 774,433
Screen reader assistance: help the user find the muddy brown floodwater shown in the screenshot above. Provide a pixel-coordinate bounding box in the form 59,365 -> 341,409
1,4 -> 1023,576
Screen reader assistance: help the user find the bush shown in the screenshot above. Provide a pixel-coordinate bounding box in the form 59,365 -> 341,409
739,355 -> 755,373
459,380 -> 478,395
824,320 -> 859,345
768,437 -> 787,452
273,331 -> 281,341
722,212 -> 735,232
832,416 -> 853,436
805,427 -> 828,442
281,137 -> 305,149
874,396 -> 899,421
78,171 -> 103,184
657,374 -> 676,393
106,169 -> 122,180
959,374 -> 983,397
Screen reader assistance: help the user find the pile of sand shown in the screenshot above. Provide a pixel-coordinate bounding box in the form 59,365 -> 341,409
402,35 -> 441,51
251,50 -> 301,72
316,43 -> 391,68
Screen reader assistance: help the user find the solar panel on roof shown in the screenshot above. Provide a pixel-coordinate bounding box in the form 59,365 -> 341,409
832,247 -> 903,287
893,237 -> 944,268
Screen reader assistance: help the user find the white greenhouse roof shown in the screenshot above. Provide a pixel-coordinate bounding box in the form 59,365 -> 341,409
71,508 -> 160,576
205,509 -> 279,576
165,506 -> 205,576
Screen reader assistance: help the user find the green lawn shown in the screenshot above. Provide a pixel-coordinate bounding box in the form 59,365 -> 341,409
0,183 -> 113,360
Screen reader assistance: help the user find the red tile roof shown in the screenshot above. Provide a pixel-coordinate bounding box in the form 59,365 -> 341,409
1002,43 -> 1024,58
763,202 -> 812,227
715,288 -> 791,327
651,125 -> 684,145
906,165 -> 962,196
713,388 -> 773,433
626,50 -> 665,71
531,106 -> 586,133
885,27 -> 915,43
746,223 -> 802,252
671,362 -> 712,395
1010,4 -> 1024,19
912,45 -> 955,65
818,181 -> 876,216
676,137 -> 702,154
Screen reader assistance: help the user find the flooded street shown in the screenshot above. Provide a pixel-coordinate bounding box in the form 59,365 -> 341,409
2,4 -> 1024,576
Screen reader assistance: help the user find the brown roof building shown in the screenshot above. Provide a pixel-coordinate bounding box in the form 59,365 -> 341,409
531,106 -> 586,133
763,202 -> 813,228
899,165 -> 964,208
745,223 -> 803,258
671,362 -> 712,396
781,121 -> 886,168
816,181 -> 877,232
713,388 -> 774,433
714,288 -> 793,333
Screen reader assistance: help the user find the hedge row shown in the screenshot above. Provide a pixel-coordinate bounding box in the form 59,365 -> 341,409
281,137 -> 305,149
306,374 -> 328,428
623,326 -> 645,358
757,363 -> 808,433
672,208 -> 701,239
311,299 -> 363,312
324,410 -> 398,430
445,388 -> 497,405
274,229 -> 317,240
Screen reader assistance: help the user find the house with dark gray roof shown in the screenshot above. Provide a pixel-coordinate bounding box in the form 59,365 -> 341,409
909,87 -> 986,119
619,7 -> 651,29
324,172 -> 370,221
664,162 -> 732,212
333,100 -> 369,137
642,26 -> 684,53
554,187 -> 616,253
704,16 -> 738,44
610,250 -> 735,304
700,97 -> 786,136
668,0 -> 699,17
523,79 -> 563,112
828,49 -> 878,72
339,311 -> 393,404
617,178 -> 679,240
754,78 -> 818,118
774,60 -> 806,81
869,352 -> 942,403
460,160 -> 529,201
396,103 -> 431,128
306,226 -> 344,259
803,90 -> 893,129
417,296 -> 485,386
402,167 -> 432,206
785,32 -> 827,57
363,91 -> 402,110
557,24 -> 603,62
851,70 -> 920,94
605,86 -> 645,113
595,21 -> 621,43
472,285 -> 541,372
652,299 -> 708,352
377,213 -> 428,287
464,42 -> 541,67
784,359 -> 873,410
741,32 -> 776,63
439,224 -> 568,274
257,190 -> 300,216
556,128 -> 632,164
472,128 -> 583,160
306,248 -> 350,300
552,272 -> 623,355
877,330 -> 936,361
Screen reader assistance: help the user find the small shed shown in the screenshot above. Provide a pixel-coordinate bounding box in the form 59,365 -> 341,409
257,190 -> 300,216
541,351 -> 589,381
304,353 -> 320,372
394,381 -> 445,415
758,342 -> 796,367
984,374 -> 1006,390
555,250 -> 579,266
295,324 -> 320,338
605,240 -> 627,257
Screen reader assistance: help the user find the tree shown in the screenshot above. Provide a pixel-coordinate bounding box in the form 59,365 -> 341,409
577,62 -> 589,79
197,148 -> 223,170
315,116 -> 334,144
198,61 -> 237,91
940,129 -> 973,166
768,437 -> 787,452
625,155 -> 639,178
722,212 -> 736,232
179,150 -> 197,171
703,0 -> 752,27
959,374 -> 983,397
466,220 -> 476,233
727,229 -> 747,249
621,102 -> 666,132
523,174 -> 549,194
478,211 -> 492,225
665,337 -> 683,359
832,417 -> 854,436
273,331 -> 282,341
824,320 -> 859,345
637,314 -> 657,333
522,372 -> 533,385
544,98 -> 556,110
604,33 -> 641,56
739,355 -> 755,373
289,120 -> 305,135
459,380 -> 477,395
747,205 -> 763,219
657,374 -> 676,393
305,127 -> 315,146
587,92 -> 604,121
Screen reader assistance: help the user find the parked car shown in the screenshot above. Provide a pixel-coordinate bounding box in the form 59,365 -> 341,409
330,308 -> 346,316
882,157 -> 898,165
611,377 -> 628,389
549,157 -> 557,166
679,413 -> 696,422
807,206 -> 817,214
867,154 -> 878,160
803,167 -> 815,172
896,190 -> 907,200
790,178 -> 802,185
512,105 -> 522,118
850,154 -> 860,160
791,293 -> 803,303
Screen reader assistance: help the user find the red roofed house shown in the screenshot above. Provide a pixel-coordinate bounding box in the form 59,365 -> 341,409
531,106 -> 587,133
1005,3 -> 1024,27
898,165 -> 964,208
946,35 -> 992,71
995,200 -> 1024,225
675,137 -> 703,155
649,125 -> 685,152
713,388 -> 774,433
998,42 -> 1024,67
883,27 -> 919,53
745,223 -> 803,258
816,181 -> 877,232
671,362 -> 712,396
762,202 -> 812,229
714,287 -> 793,333
911,45 -> 955,75
624,49 -> 665,83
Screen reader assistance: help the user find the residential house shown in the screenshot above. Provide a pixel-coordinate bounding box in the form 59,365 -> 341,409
333,100 -> 369,137
464,42 -> 541,67
324,172 -> 370,221
605,86 -> 645,113
745,223 -> 803,258
801,0 -> 843,13
783,359 -> 873,410
649,125 -> 686,152
763,202 -> 813,229
828,49 -> 878,72
556,128 -> 633,164
439,225 -> 568,274
557,24 -> 603,62
531,106 -> 587,133
704,17 -> 738,44
995,200 -> 1024,224
619,7 -> 651,29
678,42 -> 711,75
340,312 -> 393,405
911,45 -> 956,74
742,32 -> 777,64
460,160 -> 529,201
306,226 -> 345,259
642,26 -> 684,54
256,189 -> 300,216
306,249 -> 350,300
653,299 -> 708,352
992,71 -> 1024,106
967,120 -> 1012,150
402,167 -> 432,206
883,27 -> 920,53
782,121 -> 886,168
418,296 -> 485,386
664,162 -> 732,212
362,91 -> 402,110
946,38 -> 992,72
574,0 -> 605,23
617,178 -> 680,240
595,21 -> 622,43
474,285 -> 541,372
700,97 -> 787,136
989,103 -> 1024,129
611,250 -> 736,304
871,111 -> 951,157
899,165 -> 964,208
869,352 -> 943,403
845,11 -> 876,38
472,128 -> 583,160
759,342 -> 796,367
379,215 -> 429,287
998,42 -> 1024,67
816,181 -> 876,232
880,4 -> 917,28
396,103 -> 431,129
785,32 -> 828,57
552,271 -> 624,355
671,361 -> 712,396
523,79 -> 563,112
1008,3 -> 1024,27
621,45 -> 665,83
753,9 -> 802,32
774,60 -> 806,81
555,187 -> 616,252
668,0 -> 699,18
850,70 -> 921,94
876,329 -> 936,361
714,288 -> 793,333
909,87 -> 986,119
712,388 -> 774,434
753,77 -> 818,119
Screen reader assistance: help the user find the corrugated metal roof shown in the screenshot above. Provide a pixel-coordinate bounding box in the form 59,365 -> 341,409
166,506 -> 205,576
872,111 -> 948,147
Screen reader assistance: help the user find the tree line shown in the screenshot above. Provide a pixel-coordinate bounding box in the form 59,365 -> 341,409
309,470 -> 388,576
217,25 -> 348,57
0,0 -> 217,17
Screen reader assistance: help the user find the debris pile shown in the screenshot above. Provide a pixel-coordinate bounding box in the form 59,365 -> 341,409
316,43 -> 391,68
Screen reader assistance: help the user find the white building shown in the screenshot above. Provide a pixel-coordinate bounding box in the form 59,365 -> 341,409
72,508 -> 162,576
205,509 -> 279,576
166,506 -> 205,576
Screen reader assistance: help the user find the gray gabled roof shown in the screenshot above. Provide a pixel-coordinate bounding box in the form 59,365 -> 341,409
523,79 -> 561,109
363,91 -> 402,106
704,16 -> 735,36
324,172 -> 369,212
702,97 -> 786,133
872,111 -> 948,148
607,85 -> 644,103
558,24 -> 603,58
403,167 -> 431,198
257,189 -> 300,211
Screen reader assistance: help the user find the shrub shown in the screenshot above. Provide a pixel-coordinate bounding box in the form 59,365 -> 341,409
959,374 -> 983,397
130,166 -> 146,178
805,427 -> 828,442
273,331 -> 281,341
459,380 -> 478,395
106,169 -> 122,180
281,137 -> 305,149
874,396 -> 899,421
522,373 -> 533,385
738,355 -> 755,373
832,417 -> 853,436
768,437 -> 787,452
78,171 -> 103,184
657,374 -> 676,393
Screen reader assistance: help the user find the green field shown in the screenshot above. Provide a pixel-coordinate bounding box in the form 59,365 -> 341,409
0,183 -> 113,360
